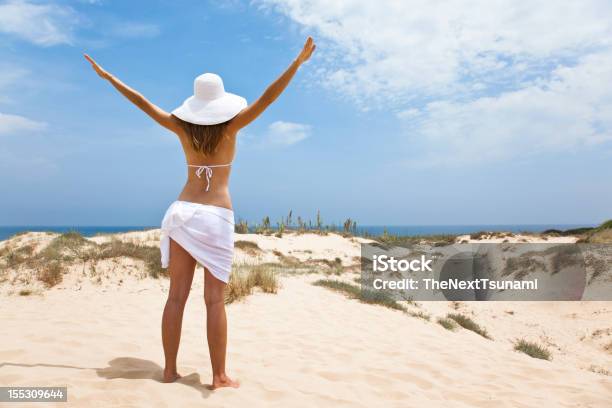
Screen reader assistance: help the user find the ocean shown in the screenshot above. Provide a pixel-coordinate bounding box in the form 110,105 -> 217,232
0,224 -> 592,242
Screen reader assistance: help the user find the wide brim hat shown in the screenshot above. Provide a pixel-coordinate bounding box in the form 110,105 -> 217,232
172,73 -> 247,125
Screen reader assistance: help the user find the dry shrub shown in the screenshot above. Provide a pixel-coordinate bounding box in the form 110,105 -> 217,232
225,265 -> 279,304
234,240 -> 260,251
234,240 -> 261,256
37,261 -> 64,288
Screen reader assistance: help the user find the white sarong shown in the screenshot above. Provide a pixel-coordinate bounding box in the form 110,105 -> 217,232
160,200 -> 235,283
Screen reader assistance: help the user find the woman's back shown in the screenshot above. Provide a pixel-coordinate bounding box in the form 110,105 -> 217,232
175,124 -> 237,210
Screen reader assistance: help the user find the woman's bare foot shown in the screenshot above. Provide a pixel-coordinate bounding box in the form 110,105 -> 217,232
211,373 -> 240,389
162,369 -> 182,383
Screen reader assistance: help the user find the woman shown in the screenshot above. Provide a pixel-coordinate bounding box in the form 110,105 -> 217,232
84,37 -> 316,389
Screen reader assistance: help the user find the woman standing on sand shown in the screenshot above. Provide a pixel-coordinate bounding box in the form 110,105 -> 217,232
84,37 -> 316,388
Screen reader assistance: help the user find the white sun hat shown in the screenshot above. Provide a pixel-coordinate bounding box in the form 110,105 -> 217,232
172,73 -> 247,125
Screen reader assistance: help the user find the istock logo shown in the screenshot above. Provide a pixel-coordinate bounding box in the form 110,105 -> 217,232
372,255 -> 433,272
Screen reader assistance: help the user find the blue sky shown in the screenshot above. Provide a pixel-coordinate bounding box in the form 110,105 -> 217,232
0,0 -> 611,227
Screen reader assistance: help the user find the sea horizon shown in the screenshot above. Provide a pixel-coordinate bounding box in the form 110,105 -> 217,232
0,223 -> 596,242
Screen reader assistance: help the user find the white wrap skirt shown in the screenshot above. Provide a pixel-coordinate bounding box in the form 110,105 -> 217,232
160,200 -> 235,283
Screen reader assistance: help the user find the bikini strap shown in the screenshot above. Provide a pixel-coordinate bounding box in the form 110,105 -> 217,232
187,164 -> 232,192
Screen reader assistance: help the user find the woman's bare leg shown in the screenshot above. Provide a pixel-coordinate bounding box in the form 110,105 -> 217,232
204,269 -> 239,389
162,238 -> 196,383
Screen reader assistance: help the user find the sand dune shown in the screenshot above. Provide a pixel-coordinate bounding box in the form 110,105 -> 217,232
0,231 -> 610,407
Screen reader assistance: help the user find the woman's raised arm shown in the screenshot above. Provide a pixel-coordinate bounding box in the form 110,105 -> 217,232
84,54 -> 181,133
228,37 -> 316,132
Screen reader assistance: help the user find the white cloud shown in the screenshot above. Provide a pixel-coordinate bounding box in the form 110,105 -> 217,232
0,0 -> 78,46
0,112 -> 46,135
403,52 -> 612,167
259,0 -> 612,164
110,22 -> 161,39
265,121 -> 310,145
259,0 -> 612,105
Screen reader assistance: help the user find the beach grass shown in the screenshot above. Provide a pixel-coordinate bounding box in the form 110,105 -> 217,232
313,279 -> 407,312
37,261 -> 64,288
514,339 -> 551,360
317,257 -> 343,275
86,239 -> 165,278
42,231 -> 89,260
408,310 -> 431,321
447,313 -> 492,339
2,232 -> 166,283
437,317 -> 458,331
376,233 -> 456,247
225,264 -> 279,304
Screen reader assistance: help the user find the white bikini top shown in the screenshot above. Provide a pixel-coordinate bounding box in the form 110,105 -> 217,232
188,163 -> 231,192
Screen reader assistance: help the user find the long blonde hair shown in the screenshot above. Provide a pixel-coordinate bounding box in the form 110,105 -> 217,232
173,115 -> 229,155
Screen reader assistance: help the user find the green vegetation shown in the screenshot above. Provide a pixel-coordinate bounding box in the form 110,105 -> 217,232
544,219 -> 612,243
239,210 -> 356,237
514,339 -> 551,360
1,232 -> 166,286
315,257 -> 343,275
446,313 -> 492,339
275,220 -> 285,238
408,310 -> 430,321
91,240 -> 165,278
225,264 -> 279,304
376,233 -> 456,247
42,231 -> 89,260
595,219 -> 612,231
313,279 -> 407,312
437,317 -> 458,331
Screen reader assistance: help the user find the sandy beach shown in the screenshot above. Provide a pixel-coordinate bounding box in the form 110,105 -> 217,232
1,230 -> 611,407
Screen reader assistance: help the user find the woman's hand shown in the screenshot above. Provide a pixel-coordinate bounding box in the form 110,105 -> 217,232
296,37 -> 316,65
84,54 -> 111,80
